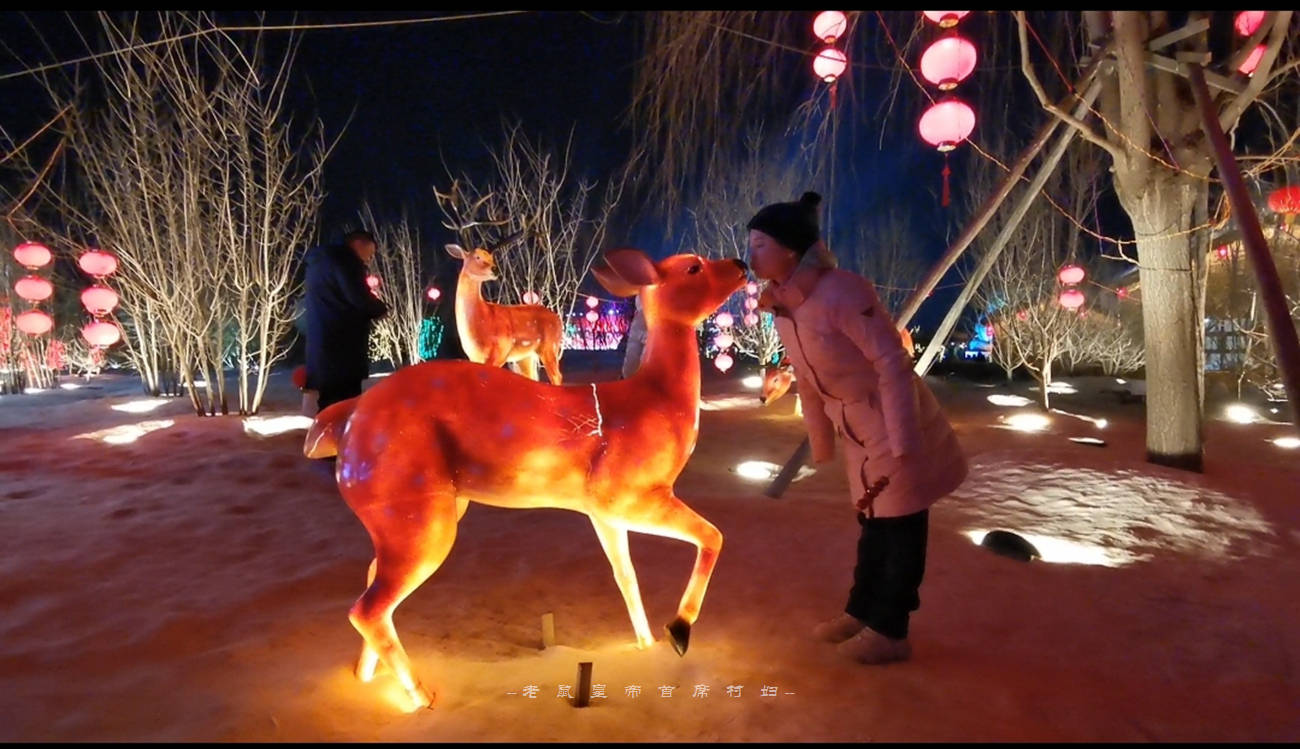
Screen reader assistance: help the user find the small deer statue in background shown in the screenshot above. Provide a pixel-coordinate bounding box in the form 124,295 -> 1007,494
445,228 -> 564,385
304,248 -> 750,712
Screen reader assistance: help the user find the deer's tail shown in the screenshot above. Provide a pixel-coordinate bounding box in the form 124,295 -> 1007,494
303,397 -> 359,459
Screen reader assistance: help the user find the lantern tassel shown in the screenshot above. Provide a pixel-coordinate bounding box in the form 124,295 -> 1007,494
941,159 -> 952,208
830,81 -> 837,112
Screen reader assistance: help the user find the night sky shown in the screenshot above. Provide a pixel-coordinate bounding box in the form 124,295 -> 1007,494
0,10 -> 1147,334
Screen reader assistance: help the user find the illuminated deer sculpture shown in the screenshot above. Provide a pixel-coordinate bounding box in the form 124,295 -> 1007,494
304,248 -> 749,711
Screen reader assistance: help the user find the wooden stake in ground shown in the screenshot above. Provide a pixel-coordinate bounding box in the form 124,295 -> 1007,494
574,661 -> 593,708
541,612 -> 556,649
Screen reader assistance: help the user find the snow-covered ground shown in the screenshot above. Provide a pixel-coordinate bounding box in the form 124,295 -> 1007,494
1,367 -> 1297,741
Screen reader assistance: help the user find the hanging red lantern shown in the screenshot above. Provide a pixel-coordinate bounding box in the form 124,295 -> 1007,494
426,286 -> 441,302
1216,245 -> 1231,260
366,274 -> 381,290
743,313 -> 759,327
919,98 -> 976,152
714,352 -> 734,373
1116,287 -> 1129,300
585,309 -> 599,324
1059,289 -> 1086,311
745,281 -> 759,295
923,11 -> 969,28
522,290 -> 541,305
14,276 -> 54,303
81,285 -> 120,316
586,295 -> 599,309
77,249 -> 118,278
1238,44 -> 1266,76
1057,264 -> 1085,285
1234,11 -> 1265,36
715,311 -> 734,328
16,310 -> 54,336
813,11 -> 848,43
714,332 -> 734,350
813,46 -> 848,83
1267,185 -> 1300,215
13,242 -> 52,270
292,365 -> 308,390
82,320 -> 122,347
920,35 -> 977,91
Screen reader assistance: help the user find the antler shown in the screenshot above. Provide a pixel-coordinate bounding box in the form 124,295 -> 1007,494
434,179 -> 509,235
489,219 -> 528,254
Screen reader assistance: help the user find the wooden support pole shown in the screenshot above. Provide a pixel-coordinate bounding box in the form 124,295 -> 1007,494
574,661 -> 593,708
1187,63 -> 1300,436
541,612 -> 556,649
914,75 -> 1107,378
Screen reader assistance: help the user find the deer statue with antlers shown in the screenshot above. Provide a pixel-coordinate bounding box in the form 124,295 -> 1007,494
435,181 -> 565,384
303,248 -> 750,712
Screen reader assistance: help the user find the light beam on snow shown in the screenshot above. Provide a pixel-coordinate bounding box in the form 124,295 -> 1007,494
60,382 -> 81,390
111,398 -> 169,414
23,387 -> 45,394
734,460 -> 816,483
1272,436 -> 1300,449
1050,408 -> 1108,429
243,414 -> 314,437
1045,380 -> 1077,395
700,394 -> 761,411
74,419 -> 175,445
1225,403 -> 1259,424
988,394 -> 1033,407
1001,412 -> 1051,432
742,375 -> 763,389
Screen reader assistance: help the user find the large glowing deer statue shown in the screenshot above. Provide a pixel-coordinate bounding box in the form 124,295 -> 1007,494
446,230 -> 565,385
304,248 -> 749,711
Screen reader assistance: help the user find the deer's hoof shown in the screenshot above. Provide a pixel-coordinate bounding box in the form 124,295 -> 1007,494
665,617 -> 691,657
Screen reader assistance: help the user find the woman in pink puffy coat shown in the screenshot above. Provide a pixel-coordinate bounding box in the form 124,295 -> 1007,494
748,191 -> 968,665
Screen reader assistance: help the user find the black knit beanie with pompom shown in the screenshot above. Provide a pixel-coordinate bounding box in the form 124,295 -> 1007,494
746,191 -> 822,255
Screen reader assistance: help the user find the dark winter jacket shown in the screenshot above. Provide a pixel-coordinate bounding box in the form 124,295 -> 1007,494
302,244 -> 388,389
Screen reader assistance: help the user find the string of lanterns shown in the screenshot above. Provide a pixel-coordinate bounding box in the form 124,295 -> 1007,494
12,242 -> 55,337
78,248 -> 122,347
1233,11 -> 1266,76
1057,263 -> 1086,311
811,11 -> 849,109
917,11 -> 977,207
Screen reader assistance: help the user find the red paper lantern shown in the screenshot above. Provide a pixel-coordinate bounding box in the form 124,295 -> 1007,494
81,320 -> 122,347
923,11 -> 969,28
715,312 -> 734,328
81,285 -> 120,316
1238,44 -> 1266,76
743,313 -> 759,326
522,291 -> 541,305
13,242 -> 52,269
919,98 -> 976,152
813,11 -> 847,43
14,276 -> 54,302
16,310 -> 53,336
585,309 -> 599,323
292,365 -> 308,390
426,286 -> 441,302
714,332 -> 734,350
745,281 -> 759,295
1057,264 -> 1085,285
1267,185 -> 1300,215
813,46 -> 848,83
1059,289 -> 1085,311
77,250 -> 118,278
1234,11 -> 1265,37
366,274 -> 380,290
920,35 -> 977,91
586,295 -> 599,309
1116,287 -> 1129,299
1216,245 -> 1231,260
714,352 -> 734,373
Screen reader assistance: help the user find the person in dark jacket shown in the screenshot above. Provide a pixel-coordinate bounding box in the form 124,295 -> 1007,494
303,229 -> 389,412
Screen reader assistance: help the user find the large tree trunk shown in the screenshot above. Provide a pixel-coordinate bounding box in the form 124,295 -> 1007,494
1118,171 -> 1206,471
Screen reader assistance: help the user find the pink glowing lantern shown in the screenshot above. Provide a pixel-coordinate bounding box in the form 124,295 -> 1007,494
13,242 -> 52,270
714,352 -> 734,373
714,332 -> 734,350
14,276 -> 53,303
81,285 -> 120,316
16,310 -> 53,336
1234,11 -> 1265,37
366,274 -> 381,291
1216,245 -> 1231,260
813,46 -> 848,83
586,295 -> 599,309
1059,288 -> 1086,311
745,281 -> 759,295
919,98 -> 975,152
923,11 -> 969,28
920,35 -> 977,91
81,320 -> 122,347
1057,264 -> 1085,285
813,10 -> 848,43
522,290 -> 541,305
1116,287 -> 1129,300
1016,309 -> 1028,321
743,313 -> 759,327
715,311 -> 734,328
77,249 -> 118,278
585,309 -> 599,323
426,286 -> 441,302
1238,44 -> 1266,76
744,297 -> 759,311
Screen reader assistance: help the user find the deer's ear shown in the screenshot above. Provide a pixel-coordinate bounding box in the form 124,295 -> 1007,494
445,244 -> 467,259
591,264 -> 640,298
602,248 -> 661,288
